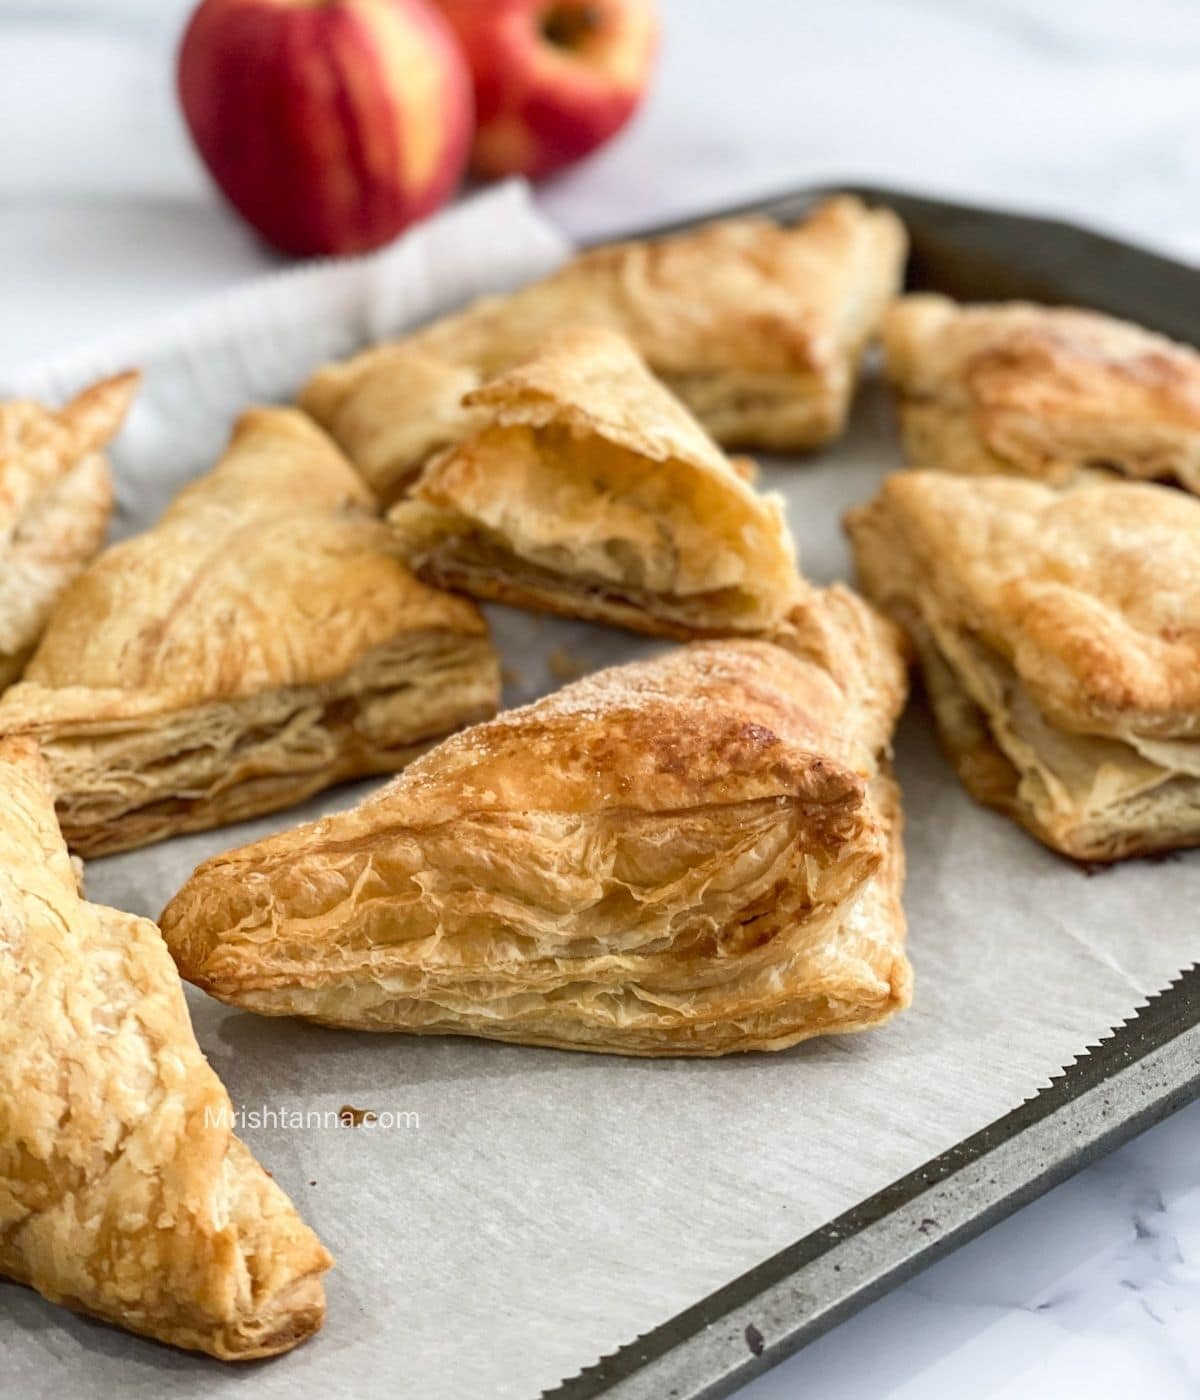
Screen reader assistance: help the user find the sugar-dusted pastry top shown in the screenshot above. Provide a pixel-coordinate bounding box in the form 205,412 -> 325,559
415,195 -> 907,381
390,326 -> 801,638
300,196 -> 908,497
0,407 -> 488,728
0,373 -> 139,685
159,613 -> 911,1057
884,294 -> 1200,490
193,635 -> 875,837
0,737 -> 331,1359
848,470 -> 1200,739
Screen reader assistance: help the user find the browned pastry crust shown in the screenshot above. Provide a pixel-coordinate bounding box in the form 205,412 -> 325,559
847,469 -> 1200,861
884,294 -> 1200,491
0,373 -> 138,686
0,407 -> 499,856
160,596 -> 911,1056
769,582 -> 911,760
0,737 -> 332,1359
388,326 -> 802,639
297,348 -> 485,503
300,196 -> 908,501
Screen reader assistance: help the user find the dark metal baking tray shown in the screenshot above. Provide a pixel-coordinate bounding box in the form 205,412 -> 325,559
544,183 -> 1200,1400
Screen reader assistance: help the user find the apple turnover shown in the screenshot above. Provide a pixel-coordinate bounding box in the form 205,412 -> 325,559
0,407 -> 499,856
388,326 -> 801,638
160,592 -> 911,1056
0,372 -> 138,688
0,736 -> 331,1358
884,294 -> 1200,491
300,195 -> 908,500
848,470 -> 1200,861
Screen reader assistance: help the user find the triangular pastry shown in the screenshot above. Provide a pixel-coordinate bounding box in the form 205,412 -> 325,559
300,195 -> 907,501
0,407 -> 499,856
884,294 -> 1200,491
298,347 -> 485,504
848,469 -> 1200,861
0,737 -> 331,1358
388,326 -> 801,638
0,372 -> 138,687
159,589 -> 911,1056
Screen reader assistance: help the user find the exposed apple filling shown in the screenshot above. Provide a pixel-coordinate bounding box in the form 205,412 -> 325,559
914,610 -> 1200,858
393,418 -> 788,634
415,521 -> 762,633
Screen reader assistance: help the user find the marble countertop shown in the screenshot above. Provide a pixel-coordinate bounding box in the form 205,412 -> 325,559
2,0 -> 1198,1395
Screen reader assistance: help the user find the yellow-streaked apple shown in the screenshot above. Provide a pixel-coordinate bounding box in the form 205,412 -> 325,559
178,0 -> 474,256
432,0 -> 658,181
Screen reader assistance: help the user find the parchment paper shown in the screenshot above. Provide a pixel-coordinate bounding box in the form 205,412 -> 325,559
1,182 -> 1197,1400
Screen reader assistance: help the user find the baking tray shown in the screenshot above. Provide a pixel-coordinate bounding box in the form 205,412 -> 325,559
540,183 -> 1200,1399
3,184 -> 1198,1400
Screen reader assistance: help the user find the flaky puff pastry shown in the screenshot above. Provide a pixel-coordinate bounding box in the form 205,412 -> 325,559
0,408 -> 499,856
848,470 -> 1200,861
884,294 -> 1200,492
389,326 -> 801,639
0,373 -> 138,687
300,196 -> 907,501
0,737 -> 331,1358
160,593 -> 911,1056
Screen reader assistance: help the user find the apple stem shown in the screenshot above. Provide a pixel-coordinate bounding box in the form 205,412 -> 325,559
540,3 -> 604,49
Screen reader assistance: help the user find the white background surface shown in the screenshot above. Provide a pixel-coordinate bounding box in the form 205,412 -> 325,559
1,1 -> 1198,1396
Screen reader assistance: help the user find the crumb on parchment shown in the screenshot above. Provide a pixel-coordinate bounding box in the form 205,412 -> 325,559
548,647 -> 588,683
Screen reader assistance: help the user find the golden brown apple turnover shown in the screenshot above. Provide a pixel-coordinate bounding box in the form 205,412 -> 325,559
388,326 -> 802,638
848,469 -> 1200,861
0,737 -> 332,1358
0,407 -> 499,855
160,589 -> 911,1056
884,294 -> 1200,491
0,372 -> 138,687
300,195 -> 908,500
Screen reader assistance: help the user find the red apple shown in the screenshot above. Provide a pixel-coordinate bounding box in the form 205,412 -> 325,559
178,0 -> 474,256
432,0 -> 658,181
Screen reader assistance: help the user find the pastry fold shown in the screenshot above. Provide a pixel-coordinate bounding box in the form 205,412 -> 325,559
847,469 -> 1200,861
388,326 -> 801,638
0,737 -> 331,1358
300,195 -> 908,500
0,407 -> 499,856
0,373 -> 137,687
160,590 -> 911,1056
884,294 -> 1200,492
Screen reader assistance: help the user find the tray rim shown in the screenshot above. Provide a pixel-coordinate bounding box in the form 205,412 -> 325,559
545,181 -> 1200,1399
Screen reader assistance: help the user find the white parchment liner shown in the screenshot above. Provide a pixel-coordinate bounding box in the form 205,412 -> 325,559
1,181 -> 1196,1400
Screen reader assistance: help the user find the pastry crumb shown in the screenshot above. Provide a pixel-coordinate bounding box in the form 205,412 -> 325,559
338,1104 -> 376,1128
548,647 -> 587,683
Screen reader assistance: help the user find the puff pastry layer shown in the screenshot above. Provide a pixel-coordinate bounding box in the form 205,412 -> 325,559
0,373 -> 137,687
389,326 -> 801,638
884,294 -> 1200,491
160,590 -> 911,1056
0,408 -> 499,856
848,469 -> 1200,861
300,195 -> 907,501
0,737 -> 331,1358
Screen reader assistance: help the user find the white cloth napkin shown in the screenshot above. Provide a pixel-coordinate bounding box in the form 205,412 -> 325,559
3,179 -> 572,533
